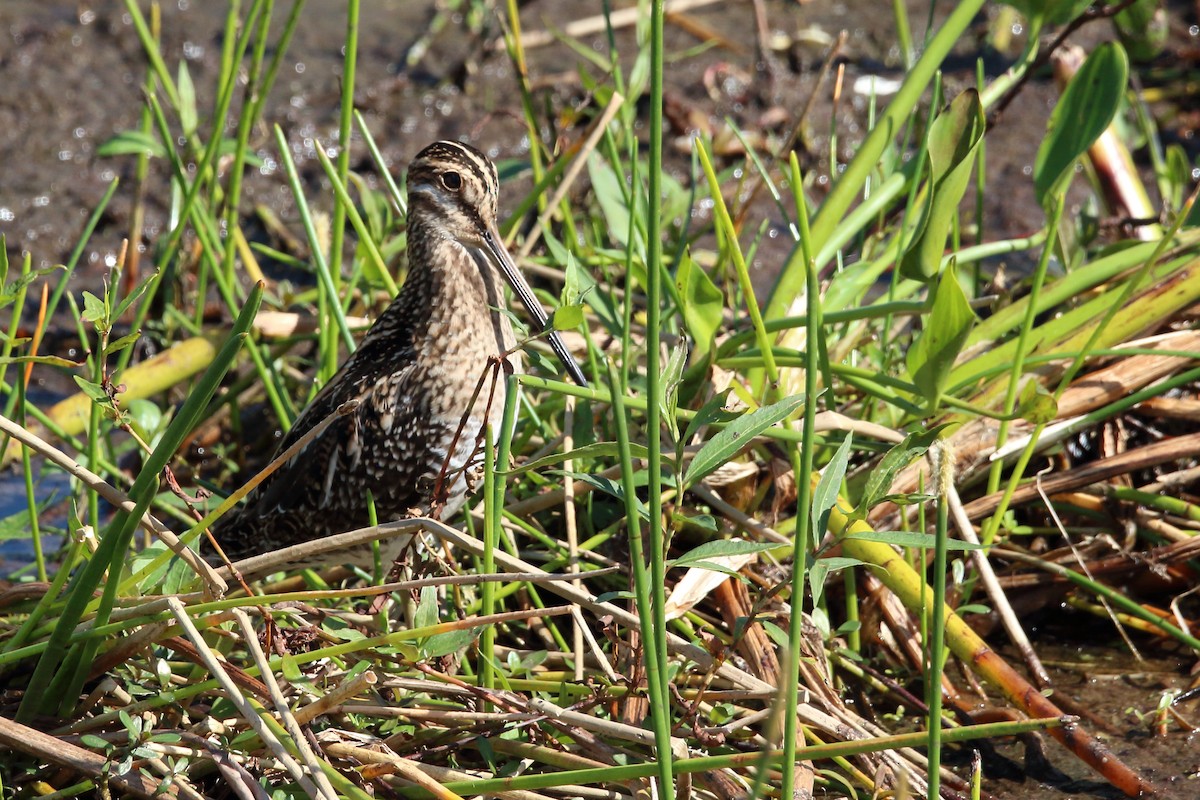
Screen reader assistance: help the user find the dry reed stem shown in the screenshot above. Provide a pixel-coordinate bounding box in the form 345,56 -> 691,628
964,431 -> 1200,520
515,90 -> 624,259
323,742 -> 540,799
165,597 -> 324,798
0,714 -> 176,799
492,0 -> 722,51
293,669 -> 377,726
945,482 -> 1051,687
232,608 -> 339,800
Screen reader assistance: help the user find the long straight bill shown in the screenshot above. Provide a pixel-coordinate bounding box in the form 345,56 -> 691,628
483,224 -> 588,387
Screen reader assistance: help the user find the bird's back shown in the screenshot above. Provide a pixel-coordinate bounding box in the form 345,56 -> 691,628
210,139 -> 581,567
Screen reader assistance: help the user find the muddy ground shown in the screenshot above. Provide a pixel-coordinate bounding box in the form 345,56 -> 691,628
1,2 -> 1198,797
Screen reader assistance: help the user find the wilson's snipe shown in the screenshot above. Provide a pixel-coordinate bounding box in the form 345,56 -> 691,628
215,140 -> 585,565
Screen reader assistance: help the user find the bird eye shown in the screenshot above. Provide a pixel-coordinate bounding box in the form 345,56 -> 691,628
441,171 -> 462,191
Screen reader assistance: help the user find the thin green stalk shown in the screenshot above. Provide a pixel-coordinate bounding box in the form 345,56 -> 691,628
122,0 -> 180,109
483,373 -> 519,697
607,360 -> 673,796
968,231 -> 1200,348
1053,191 -> 1198,399
983,200 -> 1062,507
646,4 -> 674,793
781,152 -> 818,800
354,110 -> 406,218
17,379 -> 45,582
312,142 -> 398,296
1103,486 -> 1200,522
482,422 -> 497,698
503,0 -> 546,202
842,568 -> 861,652
221,0 -> 272,285
892,0 -> 914,68
417,719 -> 1062,798
325,0 -> 358,377
143,92 -> 290,426
620,135 -> 640,391
247,0 -> 307,128
974,58 -> 987,252
2,535 -> 80,656
272,124 -> 357,354
4,180 -> 118,414
981,190 -> 1199,540
696,143 -> 779,394
927,443 -> 951,800
0,251 -> 31,428
998,549 -> 1200,653
517,374 -> 820,447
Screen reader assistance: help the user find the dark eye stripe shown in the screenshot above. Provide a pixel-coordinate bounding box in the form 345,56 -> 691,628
413,140 -> 496,197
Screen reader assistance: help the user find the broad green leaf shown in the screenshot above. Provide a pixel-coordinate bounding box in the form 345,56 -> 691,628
881,492 -> 937,507
1016,379 -> 1058,424
547,233 -> 620,333
660,339 -> 689,440
808,556 -> 868,606
105,331 -> 143,356
552,304 -> 584,331
906,262 -> 976,412
131,541 -> 173,592
860,426 -> 949,513
72,375 -> 114,408
845,530 -> 984,551
555,470 -> 650,520
0,264 -> 65,306
422,629 -> 476,660
113,268 -> 161,321
81,291 -> 107,325
899,89 -> 985,280
681,389 -> 739,445
560,249 -> 587,308
683,394 -> 805,488
127,399 -> 165,442
1034,42 -> 1129,206
763,620 -> 788,648
813,433 -> 853,538
0,354 -> 82,368
414,585 -> 439,630
669,539 -> 779,570
588,154 -> 632,249
679,513 -> 718,533
327,626 -> 366,642
281,655 -> 304,683
96,130 -> 166,159
676,250 -> 724,357
503,441 -> 648,476
177,61 -> 197,137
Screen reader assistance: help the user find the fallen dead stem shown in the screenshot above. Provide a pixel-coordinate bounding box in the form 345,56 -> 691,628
0,715 -> 175,799
962,431 -> 1200,519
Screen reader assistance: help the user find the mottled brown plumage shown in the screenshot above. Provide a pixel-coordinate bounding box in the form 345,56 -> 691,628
215,141 -> 584,565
